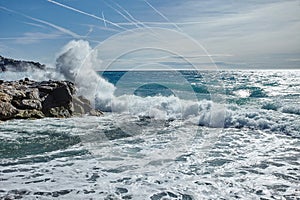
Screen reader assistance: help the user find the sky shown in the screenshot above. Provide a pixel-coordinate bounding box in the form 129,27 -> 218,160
0,0 -> 300,69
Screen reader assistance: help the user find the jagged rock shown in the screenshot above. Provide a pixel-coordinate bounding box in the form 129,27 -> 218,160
25,88 -> 39,99
0,102 -> 18,120
42,85 -> 73,110
78,95 -> 90,105
0,79 -> 103,121
5,89 -> 26,100
89,109 -> 103,116
72,96 -> 92,114
0,55 -> 45,72
0,92 -> 12,102
16,109 -> 45,119
72,97 -> 85,115
47,106 -> 72,118
20,99 -> 42,110
71,96 -> 103,116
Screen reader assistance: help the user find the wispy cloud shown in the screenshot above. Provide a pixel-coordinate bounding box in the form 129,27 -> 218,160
144,0 -> 181,31
14,32 -> 63,44
28,16 -> 81,38
0,6 -> 81,39
104,1 -> 140,29
22,21 -> 47,29
0,31 -> 72,44
155,0 -> 300,68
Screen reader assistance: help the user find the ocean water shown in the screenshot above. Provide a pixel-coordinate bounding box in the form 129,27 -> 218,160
0,70 -> 299,199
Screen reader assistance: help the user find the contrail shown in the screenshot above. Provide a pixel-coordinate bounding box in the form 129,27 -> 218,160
47,0 -> 127,31
144,0 -> 182,31
116,21 -> 216,26
101,12 -> 107,27
111,1 -> 149,29
104,1 -> 140,29
29,16 -> 81,38
85,25 -> 94,37
0,6 -> 81,38
107,0 -> 161,38
23,22 -> 47,29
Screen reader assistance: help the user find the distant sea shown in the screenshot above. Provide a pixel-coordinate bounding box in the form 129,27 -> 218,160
1,70 -> 299,199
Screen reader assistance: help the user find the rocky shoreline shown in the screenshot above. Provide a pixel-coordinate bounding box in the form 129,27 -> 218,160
0,55 -> 45,72
0,78 -> 102,121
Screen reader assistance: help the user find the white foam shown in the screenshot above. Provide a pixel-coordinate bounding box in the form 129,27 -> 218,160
55,40 -> 116,108
1,40 -> 298,134
54,40 -> 226,127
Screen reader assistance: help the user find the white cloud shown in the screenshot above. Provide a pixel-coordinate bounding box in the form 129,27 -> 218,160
14,32 -> 63,44
155,0 -> 300,68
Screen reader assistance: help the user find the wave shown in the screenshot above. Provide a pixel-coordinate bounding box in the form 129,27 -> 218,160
1,40 -> 298,136
262,102 -> 300,115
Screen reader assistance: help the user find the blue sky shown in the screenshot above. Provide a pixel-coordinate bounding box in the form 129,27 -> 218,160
0,0 -> 300,69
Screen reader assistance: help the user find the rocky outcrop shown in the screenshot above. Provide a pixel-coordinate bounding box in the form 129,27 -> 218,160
0,78 -> 102,121
0,55 -> 45,72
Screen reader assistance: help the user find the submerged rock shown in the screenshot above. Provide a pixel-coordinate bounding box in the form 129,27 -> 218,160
0,78 -> 103,121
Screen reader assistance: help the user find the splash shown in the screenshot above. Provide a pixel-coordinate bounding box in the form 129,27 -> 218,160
0,39 -> 225,128
55,40 -> 116,108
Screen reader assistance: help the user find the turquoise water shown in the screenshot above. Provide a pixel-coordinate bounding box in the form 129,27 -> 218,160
0,70 -> 299,199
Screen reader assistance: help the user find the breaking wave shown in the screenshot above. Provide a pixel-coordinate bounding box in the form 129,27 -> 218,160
1,40 -> 299,136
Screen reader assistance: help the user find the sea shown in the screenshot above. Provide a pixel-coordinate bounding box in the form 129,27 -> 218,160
0,70 -> 299,199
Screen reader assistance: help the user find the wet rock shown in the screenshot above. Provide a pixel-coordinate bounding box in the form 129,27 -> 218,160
25,88 -> 39,99
0,55 -> 45,72
42,85 -> 73,113
115,187 -> 128,194
0,92 -> 12,102
0,102 -> 18,120
47,106 -> 72,118
89,109 -> 103,116
72,96 -> 103,116
21,99 -> 42,110
15,109 -> 45,119
0,79 -> 103,121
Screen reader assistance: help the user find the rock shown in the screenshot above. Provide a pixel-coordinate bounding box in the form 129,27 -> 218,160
0,101 -> 18,120
0,55 -> 45,72
71,96 -> 103,116
72,96 -> 93,115
47,106 -> 72,118
72,97 -> 85,115
89,109 -> 103,116
20,99 -> 42,110
0,79 -> 102,121
0,92 -> 12,102
5,89 -> 26,100
42,85 -> 74,117
16,109 -> 45,119
25,88 -> 39,99
78,95 -> 90,105
37,85 -> 56,93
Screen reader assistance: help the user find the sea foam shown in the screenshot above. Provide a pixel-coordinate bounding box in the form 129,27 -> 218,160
1,40 -> 299,135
